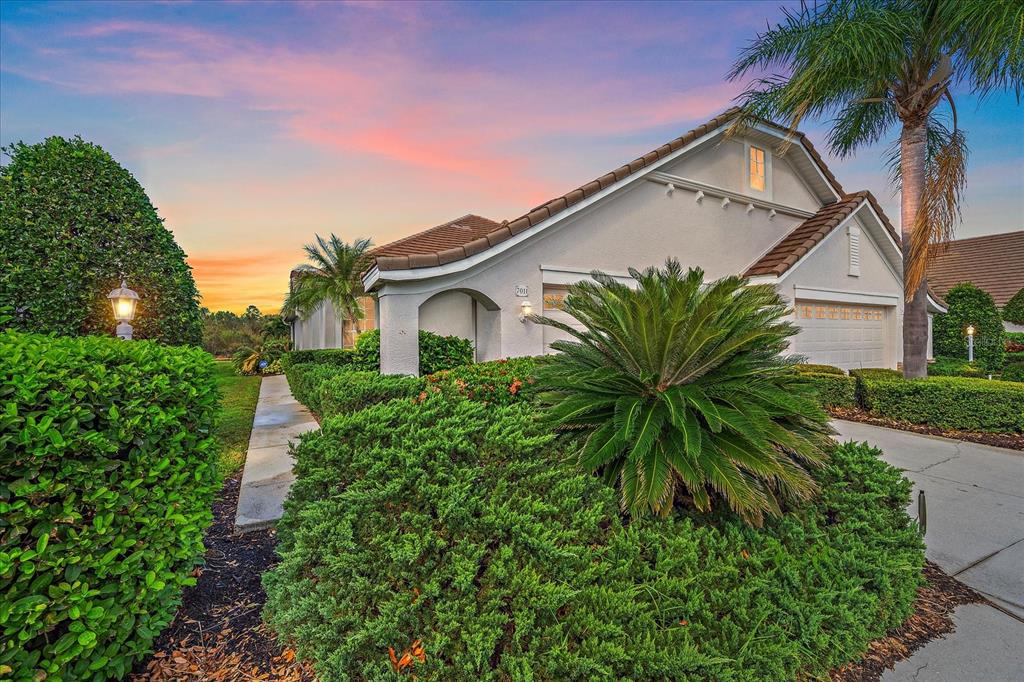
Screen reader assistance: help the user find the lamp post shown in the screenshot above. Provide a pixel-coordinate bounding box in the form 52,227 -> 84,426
966,324 -> 975,363
107,280 -> 139,340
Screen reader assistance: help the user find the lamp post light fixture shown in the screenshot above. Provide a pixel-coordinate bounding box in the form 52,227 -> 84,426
107,280 -> 139,340
519,300 -> 534,322
966,324 -> 975,363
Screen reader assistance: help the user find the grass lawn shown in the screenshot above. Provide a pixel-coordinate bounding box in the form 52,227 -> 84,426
213,360 -> 261,477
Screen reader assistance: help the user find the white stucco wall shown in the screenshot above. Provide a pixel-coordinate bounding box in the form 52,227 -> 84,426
419,290 -> 475,341
291,299 -> 343,350
372,133 -> 900,374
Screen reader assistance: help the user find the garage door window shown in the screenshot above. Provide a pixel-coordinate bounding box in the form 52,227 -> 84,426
797,304 -> 882,322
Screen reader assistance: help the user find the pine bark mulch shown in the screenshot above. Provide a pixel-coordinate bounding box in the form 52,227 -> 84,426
130,475 -> 313,682
830,407 -> 1024,451
830,561 -> 985,681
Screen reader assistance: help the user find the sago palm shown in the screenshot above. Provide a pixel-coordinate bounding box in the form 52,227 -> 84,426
728,0 -> 1023,378
534,260 -> 833,525
284,234 -> 373,324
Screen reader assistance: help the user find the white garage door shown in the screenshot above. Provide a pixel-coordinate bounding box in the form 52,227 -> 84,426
792,301 -> 890,370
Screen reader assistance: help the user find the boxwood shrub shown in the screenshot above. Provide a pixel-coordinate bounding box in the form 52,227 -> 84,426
859,376 -> 1024,432
998,362 -> 1024,384
927,356 -> 985,378
318,371 -> 425,418
793,362 -> 845,375
263,394 -> 923,681
0,331 -> 219,680
800,371 -> 857,408
284,363 -> 356,415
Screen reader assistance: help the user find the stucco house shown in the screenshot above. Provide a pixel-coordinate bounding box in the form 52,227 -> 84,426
290,108 -> 946,374
926,231 -> 1024,332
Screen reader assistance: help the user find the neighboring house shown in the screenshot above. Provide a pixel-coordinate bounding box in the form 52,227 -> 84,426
285,268 -> 376,349
297,108 -> 945,374
926,231 -> 1024,332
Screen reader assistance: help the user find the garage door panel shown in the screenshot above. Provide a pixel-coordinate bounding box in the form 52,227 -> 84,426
792,301 -> 889,371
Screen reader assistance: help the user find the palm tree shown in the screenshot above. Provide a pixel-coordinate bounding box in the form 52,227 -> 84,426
728,0 -> 1023,378
284,234 -> 373,330
534,260 -> 833,525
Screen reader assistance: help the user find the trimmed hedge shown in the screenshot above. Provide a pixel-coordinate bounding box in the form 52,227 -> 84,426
1003,288 -> 1024,325
793,363 -> 845,375
932,282 -> 1005,371
319,371 -> 425,418
801,371 -> 857,407
927,355 -> 985,378
1000,362 -> 1024,384
263,394 -> 923,680
424,357 -> 541,405
285,363 -> 355,415
859,375 -> 1024,432
0,331 -> 219,679
281,329 -> 474,376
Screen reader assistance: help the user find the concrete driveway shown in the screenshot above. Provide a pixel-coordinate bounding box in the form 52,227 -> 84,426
832,420 -> 1024,681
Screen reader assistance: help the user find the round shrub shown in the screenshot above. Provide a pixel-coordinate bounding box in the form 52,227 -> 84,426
0,137 -> 202,346
263,394 -> 923,681
0,331 -> 219,679
932,282 -> 1005,371
1003,287 -> 1024,325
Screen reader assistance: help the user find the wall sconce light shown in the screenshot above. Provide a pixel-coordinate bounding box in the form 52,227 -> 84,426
519,300 -> 533,322
107,279 -> 139,340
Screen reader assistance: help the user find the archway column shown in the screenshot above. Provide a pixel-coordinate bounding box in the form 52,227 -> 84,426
378,293 -> 420,375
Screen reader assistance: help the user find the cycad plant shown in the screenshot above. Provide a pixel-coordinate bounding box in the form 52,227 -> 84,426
283,234 -> 373,324
535,260 -> 833,525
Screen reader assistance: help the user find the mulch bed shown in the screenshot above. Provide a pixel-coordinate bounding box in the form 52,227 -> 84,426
132,473 -> 991,681
830,407 -> 1024,451
830,561 -> 985,681
131,475 -> 314,682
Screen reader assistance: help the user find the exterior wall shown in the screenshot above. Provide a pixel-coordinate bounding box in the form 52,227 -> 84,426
372,134 -> 899,374
290,296 -> 377,351
419,290 -> 475,341
660,137 -> 821,212
776,214 -> 904,368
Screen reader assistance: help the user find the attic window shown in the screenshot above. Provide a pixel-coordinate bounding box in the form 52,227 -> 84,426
749,146 -> 766,191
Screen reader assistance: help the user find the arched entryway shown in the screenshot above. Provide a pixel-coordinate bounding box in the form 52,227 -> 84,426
418,288 -> 502,363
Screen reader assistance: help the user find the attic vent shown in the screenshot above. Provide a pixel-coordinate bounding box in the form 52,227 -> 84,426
848,224 -> 861,276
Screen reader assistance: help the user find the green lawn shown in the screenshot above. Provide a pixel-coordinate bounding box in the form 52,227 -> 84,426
213,360 -> 261,477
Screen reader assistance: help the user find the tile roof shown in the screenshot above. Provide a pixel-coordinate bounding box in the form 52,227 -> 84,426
744,191 -> 899,278
926,231 -> 1024,307
370,107 -> 846,272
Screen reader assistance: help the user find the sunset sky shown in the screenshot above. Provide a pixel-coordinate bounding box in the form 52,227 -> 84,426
2,0 -> 1022,313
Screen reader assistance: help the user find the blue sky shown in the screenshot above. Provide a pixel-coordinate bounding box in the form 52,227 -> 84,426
2,0 -> 1021,311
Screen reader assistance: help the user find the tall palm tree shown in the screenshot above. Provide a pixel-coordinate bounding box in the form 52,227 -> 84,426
284,234 -> 373,328
728,0 -> 1023,377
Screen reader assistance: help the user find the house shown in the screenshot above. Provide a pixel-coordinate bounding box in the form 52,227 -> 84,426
926,231 -> 1024,332
291,108 -> 945,374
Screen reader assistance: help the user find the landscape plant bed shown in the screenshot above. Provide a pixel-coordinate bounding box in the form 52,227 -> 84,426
830,561 -> 984,681
131,475 -> 313,682
831,407 -> 1024,451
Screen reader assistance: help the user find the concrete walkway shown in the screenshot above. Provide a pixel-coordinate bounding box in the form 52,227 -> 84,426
234,374 -> 316,532
831,420 -> 1024,680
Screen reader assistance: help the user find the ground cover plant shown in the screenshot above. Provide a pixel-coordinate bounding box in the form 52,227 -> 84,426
211,360 -> 262,476
263,393 -> 924,681
0,331 -> 219,680
0,137 -> 202,346
533,261 -> 832,522
318,371 -> 424,418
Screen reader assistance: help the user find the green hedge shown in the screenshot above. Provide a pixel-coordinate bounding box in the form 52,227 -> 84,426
318,371 -> 425,419
928,355 -> 985,378
284,363 -> 355,415
793,363 -> 845,375
999,362 -> 1024,384
263,394 -> 922,680
424,356 -> 542,405
801,371 -> 857,408
281,329 -> 474,376
859,376 -> 1024,432
932,282 -> 1005,371
0,332 -> 219,679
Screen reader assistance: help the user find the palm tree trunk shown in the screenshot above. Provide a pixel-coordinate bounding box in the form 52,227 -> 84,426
900,120 -> 929,378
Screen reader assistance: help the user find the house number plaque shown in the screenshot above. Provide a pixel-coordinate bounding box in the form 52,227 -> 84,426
515,285 -> 529,297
